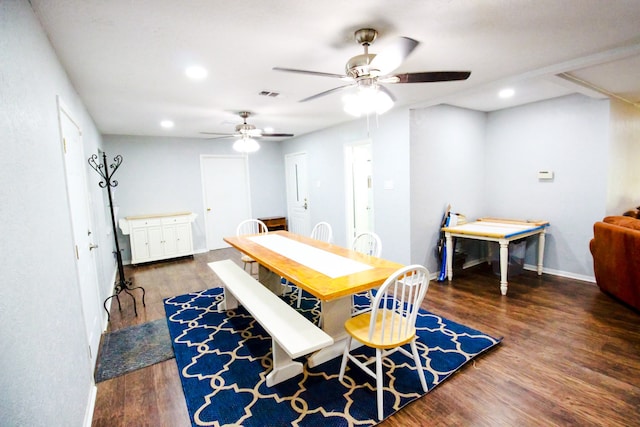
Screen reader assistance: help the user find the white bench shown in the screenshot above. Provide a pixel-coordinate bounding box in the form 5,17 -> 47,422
208,259 -> 334,387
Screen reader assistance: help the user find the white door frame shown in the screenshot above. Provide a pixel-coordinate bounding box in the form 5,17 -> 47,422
58,97 -> 102,371
201,154 -> 252,250
344,139 -> 374,243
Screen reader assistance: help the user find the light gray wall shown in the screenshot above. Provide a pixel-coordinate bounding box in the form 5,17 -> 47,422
1,1 -> 111,425
281,109 -> 412,264
484,94 -> 610,279
409,105 -> 487,273
304,95 -> 612,281
104,135 -> 286,260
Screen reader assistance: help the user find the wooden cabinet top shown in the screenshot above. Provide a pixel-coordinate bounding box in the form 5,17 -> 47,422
119,212 -> 197,234
125,211 -> 193,220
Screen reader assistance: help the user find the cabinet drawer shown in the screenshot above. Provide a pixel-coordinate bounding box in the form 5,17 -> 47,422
130,218 -> 162,228
161,216 -> 191,225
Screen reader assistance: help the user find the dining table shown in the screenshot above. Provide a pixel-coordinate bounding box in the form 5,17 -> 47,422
223,230 -> 404,367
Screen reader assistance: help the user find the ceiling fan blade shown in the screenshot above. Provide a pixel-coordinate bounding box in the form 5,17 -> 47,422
377,84 -> 397,102
381,71 -> 471,84
201,135 -> 237,140
200,131 -> 234,135
369,37 -> 419,76
260,133 -> 294,137
273,66 -> 349,80
299,84 -> 355,102
200,132 -> 239,139
199,132 -> 238,140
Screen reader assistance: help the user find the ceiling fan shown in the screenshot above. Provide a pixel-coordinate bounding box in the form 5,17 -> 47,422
200,111 -> 294,139
273,28 -> 471,105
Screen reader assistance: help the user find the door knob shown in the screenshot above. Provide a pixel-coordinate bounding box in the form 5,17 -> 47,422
89,244 -> 99,250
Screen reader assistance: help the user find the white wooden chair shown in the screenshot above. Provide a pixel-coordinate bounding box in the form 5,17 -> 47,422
351,231 -> 382,257
292,221 -> 333,308
236,219 -> 268,275
310,221 -> 333,243
339,265 -> 430,421
351,232 -> 382,315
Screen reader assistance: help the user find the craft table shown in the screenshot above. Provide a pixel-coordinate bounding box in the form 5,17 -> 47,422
442,218 -> 549,295
223,230 -> 403,367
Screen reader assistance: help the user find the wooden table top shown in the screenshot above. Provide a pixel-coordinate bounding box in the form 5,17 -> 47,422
442,217 -> 549,239
224,231 -> 403,301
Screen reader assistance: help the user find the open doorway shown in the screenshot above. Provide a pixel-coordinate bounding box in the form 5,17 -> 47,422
344,140 -> 374,243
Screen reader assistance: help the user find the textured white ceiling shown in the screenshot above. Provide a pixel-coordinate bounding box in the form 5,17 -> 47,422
30,0 -> 640,140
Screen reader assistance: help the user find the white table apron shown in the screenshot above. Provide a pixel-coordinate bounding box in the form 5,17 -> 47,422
248,234 -> 371,367
444,223 -> 547,295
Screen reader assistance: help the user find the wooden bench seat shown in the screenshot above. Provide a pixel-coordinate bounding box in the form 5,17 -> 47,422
208,259 -> 333,386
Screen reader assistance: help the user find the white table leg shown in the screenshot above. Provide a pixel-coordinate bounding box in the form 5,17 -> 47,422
219,287 -> 238,311
307,296 -> 351,368
445,233 -> 454,281
499,239 -> 509,295
258,264 -> 285,295
537,230 -> 546,275
266,340 -> 304,387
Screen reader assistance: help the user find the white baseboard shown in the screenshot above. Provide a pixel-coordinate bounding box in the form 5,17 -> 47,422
463,258 -> 486,269
458,257 -> 597,284
83,383 -> 97,427
523,263 -> 596,284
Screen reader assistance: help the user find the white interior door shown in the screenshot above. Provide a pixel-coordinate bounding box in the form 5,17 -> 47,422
285,152 -> 311,236
201,155 -> 251,249
345,141 -> 374,241
59,99 -> 101,370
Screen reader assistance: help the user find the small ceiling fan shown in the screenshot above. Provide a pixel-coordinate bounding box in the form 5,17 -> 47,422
200,111 -> 294,139
273,28 -> 471,103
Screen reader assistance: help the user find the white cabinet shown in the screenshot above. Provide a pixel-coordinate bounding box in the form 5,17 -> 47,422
119,212 -> 197,265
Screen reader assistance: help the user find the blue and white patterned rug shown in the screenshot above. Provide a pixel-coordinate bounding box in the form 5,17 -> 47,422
164,288 -> 501,426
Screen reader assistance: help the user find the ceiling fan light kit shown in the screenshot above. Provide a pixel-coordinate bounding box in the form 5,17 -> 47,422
232,136 -> 260,153
343,84 -> 394,117
273,27 -> 471,118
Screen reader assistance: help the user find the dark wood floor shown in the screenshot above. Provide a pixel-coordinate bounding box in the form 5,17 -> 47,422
92,249 -> 640,427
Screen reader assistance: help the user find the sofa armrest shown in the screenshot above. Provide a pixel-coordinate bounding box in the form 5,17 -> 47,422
590,221 -> 640,311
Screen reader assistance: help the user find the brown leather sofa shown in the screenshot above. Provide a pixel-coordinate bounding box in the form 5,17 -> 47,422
589,216 -> 640,311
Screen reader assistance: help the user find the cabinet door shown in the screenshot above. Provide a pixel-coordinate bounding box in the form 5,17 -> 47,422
147,226 -> 165,259
131,228 -> 150,262
175,223 -> 193,255
162,224 -> 178,256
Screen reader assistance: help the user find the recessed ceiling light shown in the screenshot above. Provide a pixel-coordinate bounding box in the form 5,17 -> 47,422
185,66 -> 207,79
160,120 -> 174,129
498,88 -> 515,99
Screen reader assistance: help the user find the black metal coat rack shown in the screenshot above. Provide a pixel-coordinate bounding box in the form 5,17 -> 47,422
88,152 -> 145,321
